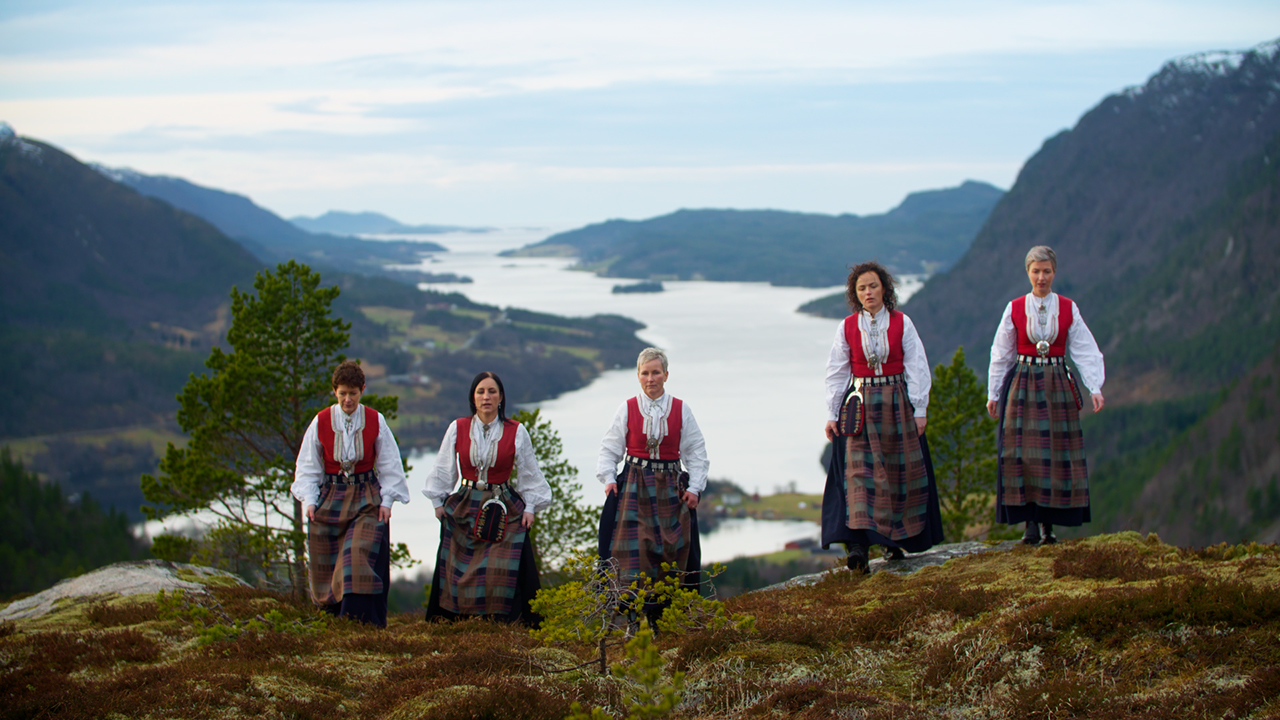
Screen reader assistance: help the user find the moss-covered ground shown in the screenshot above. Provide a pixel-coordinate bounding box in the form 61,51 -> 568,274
3,532 -> 1278,719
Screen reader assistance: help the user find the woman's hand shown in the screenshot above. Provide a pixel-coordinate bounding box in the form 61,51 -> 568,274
914,417 -> 927,434
522,512 -> 535,529
305,504 -> 316,521
986,400 -> 999,419
434,505 -> 446,520
605,482 -> 617,496
1091,393 -> 1105,413
824,420 -> 838,441
682,491 -> 700,510
378,506 -> 392,523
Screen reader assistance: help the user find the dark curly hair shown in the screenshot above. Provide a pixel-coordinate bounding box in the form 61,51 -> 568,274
468,371 -> 507,422
844,261 -> 897,314
331,360 -> 366,389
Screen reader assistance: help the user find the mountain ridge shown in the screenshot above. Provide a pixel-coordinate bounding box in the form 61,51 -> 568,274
504,180 -> 1004,287
289,210 -> 486,236
95,166 -> 451,279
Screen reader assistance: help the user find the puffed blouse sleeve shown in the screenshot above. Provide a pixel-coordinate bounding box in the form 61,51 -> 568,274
373,413 -> 411,508
1067,302 -> 1106,394
595,401 -> 630,485
901,315 -> 930,417
291,414 -> 325,509
987,303 -> 1017,401
825,321 -> 852,422
423,420 -> 460,508
514,424 -> 552,515
678,402 -> 709,496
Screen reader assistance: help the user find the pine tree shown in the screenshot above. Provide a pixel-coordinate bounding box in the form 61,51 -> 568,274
928,346 -> 998,541
511,408 -> 598,575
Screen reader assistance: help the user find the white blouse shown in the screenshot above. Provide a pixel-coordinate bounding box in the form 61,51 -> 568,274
594,393 -> 710,497
824,308 -> 932,420
291,406 -> 412,510
986,293 -> 1106,401
422,417 -> 553,515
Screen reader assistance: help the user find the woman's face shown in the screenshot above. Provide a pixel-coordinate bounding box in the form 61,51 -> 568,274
1027,260 -> 1056,297
637,358 -> 669,400
333,384 -> 363,415
473,377 -> 502,420
855,272 -> 885,313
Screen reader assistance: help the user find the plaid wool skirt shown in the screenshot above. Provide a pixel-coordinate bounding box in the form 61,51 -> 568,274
602,462 -> 699,588
996,362 -> 1091,524
436,484 -> 530,617
308,477 -> 387,605
842,381 -> 932,542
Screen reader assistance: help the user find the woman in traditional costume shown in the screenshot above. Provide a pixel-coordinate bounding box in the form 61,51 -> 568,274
292,360 -> 411,628
596,347 -> 708,608
986,246 -> 1105,545
424,371 -> 551,625
822,262 -> 943,572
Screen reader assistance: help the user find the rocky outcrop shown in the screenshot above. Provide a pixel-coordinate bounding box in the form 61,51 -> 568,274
0,560 -> 246,621
763,539 -> 1022,591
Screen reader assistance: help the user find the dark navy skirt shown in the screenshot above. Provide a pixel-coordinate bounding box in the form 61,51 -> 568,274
821,434 -> 945,553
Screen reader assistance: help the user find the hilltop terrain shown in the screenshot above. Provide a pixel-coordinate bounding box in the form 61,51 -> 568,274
2,533 -> 1277,719
504,181 -> 1003,286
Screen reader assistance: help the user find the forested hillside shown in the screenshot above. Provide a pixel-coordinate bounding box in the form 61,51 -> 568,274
0,128 -> 262,437
0,450 -> 147,599
506,180 -> 1003,286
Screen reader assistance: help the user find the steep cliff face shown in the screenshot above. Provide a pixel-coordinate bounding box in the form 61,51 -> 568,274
906,40 -> 1280,400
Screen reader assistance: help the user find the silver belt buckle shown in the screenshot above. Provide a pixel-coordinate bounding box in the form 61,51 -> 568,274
1036,340 -> 1050,357
340,461 -> 354,478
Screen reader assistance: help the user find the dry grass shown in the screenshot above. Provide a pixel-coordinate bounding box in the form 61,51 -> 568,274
2,534 -> 1280,719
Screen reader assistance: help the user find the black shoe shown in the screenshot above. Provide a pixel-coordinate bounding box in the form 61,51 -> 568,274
1040,524 -> 1057,545
884,546 -> 905,561
1021,522 -> 1041,545
846,544 -> 869,573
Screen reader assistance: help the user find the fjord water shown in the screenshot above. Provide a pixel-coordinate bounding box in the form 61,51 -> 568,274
386,228 -> 922,571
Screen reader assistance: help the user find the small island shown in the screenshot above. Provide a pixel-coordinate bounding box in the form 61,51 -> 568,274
612,280 -> 664,294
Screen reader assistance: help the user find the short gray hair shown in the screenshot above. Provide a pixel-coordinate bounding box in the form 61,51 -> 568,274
636,347 -> 668,372
1025,245 -> 1058,271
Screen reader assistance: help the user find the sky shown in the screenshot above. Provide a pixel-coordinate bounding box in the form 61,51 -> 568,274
1,1 -> 1277,227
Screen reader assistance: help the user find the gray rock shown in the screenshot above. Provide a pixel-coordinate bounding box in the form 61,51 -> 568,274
761,540 -> 1023,592
0,559 -> 248,621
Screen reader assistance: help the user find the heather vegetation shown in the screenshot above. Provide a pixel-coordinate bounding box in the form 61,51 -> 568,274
3,532 -> 1278,719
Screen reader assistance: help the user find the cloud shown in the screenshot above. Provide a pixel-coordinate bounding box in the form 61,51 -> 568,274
1,0 -> 1277,224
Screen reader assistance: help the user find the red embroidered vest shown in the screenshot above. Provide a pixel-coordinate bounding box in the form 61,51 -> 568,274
316,405 -> 380,475
1010,295 -> 1074,357
625,397 -> 684,459
844,311 -> 905,377
455,417 -> 520,484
